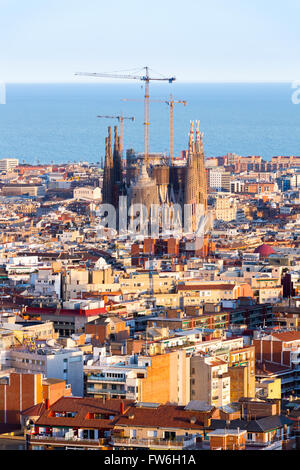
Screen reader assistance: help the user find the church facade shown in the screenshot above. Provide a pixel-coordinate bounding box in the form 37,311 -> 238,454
102,121 -> 208,235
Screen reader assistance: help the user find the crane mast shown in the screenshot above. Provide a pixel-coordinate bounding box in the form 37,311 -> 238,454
97,114 -> 135,157
75,67 -> 175,166
122,94 -> 187,164
166,94 -> 187,164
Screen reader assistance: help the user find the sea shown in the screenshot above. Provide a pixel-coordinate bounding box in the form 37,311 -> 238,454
0,82 -> 299,164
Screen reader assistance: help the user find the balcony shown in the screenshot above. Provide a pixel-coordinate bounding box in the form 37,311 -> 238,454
281,376 -> 294,384
30,434 -> 107,449
111,436 -> 196,449
86,386 -> 126,395
245,439 -> 283,450
87,375 -> 125,383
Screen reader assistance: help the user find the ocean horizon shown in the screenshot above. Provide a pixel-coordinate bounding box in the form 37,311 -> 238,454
0,82 -> 299,164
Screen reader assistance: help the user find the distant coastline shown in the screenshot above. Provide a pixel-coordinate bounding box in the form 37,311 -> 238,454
0,82 -> 299,164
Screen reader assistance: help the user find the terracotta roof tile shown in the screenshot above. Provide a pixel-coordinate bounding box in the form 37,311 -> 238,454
35,397 -> 135,429
271,331 -> 300,342
114,404 -> 216,430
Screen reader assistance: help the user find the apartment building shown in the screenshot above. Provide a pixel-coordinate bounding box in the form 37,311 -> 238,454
0,370 -> 72,429
176,282 -> 253,305
64,267 -> 115,299
1,345 -> 84,397
34,268 -> 62,299
0,158 -> 19,171
190,355 -> 231,407
209,169 -> 231,192
85,316 -> 130,345
253,331 -> 300,397
215,196 -> 237,222
73,186 -> 101,201
111,401 -> 215,450
84,350 -> 190,405
27,397 -> 134,450
120,272 -> 176,295
0,371 -> 44,427
25,302 -> 106,337
251,276 -> 283,304
228,345 -> 255,402
0,320 -> 57,349
1,184 -> 45,197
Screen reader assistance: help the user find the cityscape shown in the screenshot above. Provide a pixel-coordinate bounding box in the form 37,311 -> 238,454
1,0 -> 300,460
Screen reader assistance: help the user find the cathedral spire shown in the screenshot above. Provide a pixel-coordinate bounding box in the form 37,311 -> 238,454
113,125 -> 122,184
188,120 -> 195,157
195,120 -> 201,153
200,132 -> 204,154
103,126 -> 114,205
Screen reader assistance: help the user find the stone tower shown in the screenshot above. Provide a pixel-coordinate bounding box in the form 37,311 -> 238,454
184,121 -> 207,232
102,126 -> 114,206
103,126 -> 123,208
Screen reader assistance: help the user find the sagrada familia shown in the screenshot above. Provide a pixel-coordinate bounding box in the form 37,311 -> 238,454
102,121 -> 208,234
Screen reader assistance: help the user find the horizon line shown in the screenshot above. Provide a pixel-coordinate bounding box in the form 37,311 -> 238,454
3,80 -> 295,85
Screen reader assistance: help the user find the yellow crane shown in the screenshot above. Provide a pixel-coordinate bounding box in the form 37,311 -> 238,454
75,67 -> 176,165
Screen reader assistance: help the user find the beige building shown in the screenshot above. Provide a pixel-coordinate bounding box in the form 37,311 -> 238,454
73,186 -> 101,201
1,184 -> 45,197
120,272 -> 176,295
215,195 -> 237,222
0,320 -> 57,351
64,267 -> 115,299
251,277 -> 283,304
227,346 -> 256,402
190,355 -> 230,407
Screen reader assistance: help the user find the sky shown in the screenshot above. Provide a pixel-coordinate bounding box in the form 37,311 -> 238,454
0,0 -> 300,83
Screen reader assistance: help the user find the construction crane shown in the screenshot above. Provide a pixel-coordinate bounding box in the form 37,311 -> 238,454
122,94 -> 187,164
75,67 -> 176,165
96,114 -> 135,157
165,95 -> 187,164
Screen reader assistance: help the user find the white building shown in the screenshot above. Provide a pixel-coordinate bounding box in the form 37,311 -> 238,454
34,268 -> 62,299
1,345 -> 84,397
73,186 -> 101,201
190,355 -> 231,407
210,169 -> 231,192
0,158 -> 19,171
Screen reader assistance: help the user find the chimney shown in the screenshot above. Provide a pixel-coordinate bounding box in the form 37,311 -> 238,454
45,398 -> 49,410
120,401 -> 125,415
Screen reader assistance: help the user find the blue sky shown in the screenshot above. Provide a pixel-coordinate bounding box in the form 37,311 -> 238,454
1,0 -> 300,83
